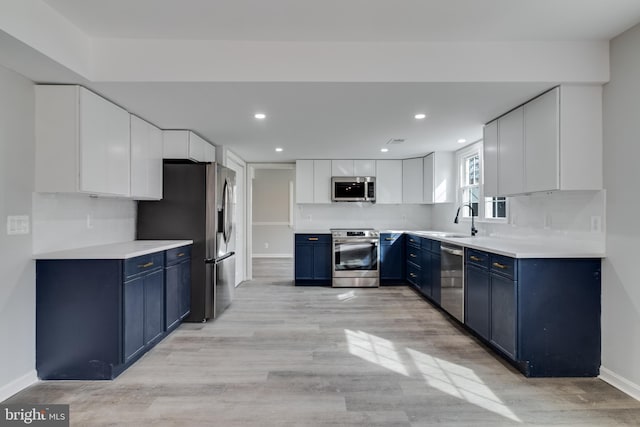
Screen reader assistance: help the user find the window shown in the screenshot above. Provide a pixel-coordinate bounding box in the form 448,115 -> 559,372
457,142 -> 507,221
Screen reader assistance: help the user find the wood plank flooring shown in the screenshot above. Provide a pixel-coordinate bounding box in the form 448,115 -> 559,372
252,257 -> 293,279
6,275 -> 640,426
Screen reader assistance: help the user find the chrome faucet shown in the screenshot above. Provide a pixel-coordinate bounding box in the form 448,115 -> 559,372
454,204 -> 478,236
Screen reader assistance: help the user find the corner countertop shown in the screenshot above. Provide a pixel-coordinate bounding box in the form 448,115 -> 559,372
294,228 -> 604,259
33,240 -> 194,260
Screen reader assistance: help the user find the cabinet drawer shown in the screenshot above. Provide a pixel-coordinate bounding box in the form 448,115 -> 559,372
406,247 -> 421,264
407,263 -> 421,286
490,254 -> 516,280
124,252 -> 164,279
295,234 -> 331,244
406,234 -> 421,248
381,233 -> 403,245
466,248 -> 490,269
166,245 -> 191,266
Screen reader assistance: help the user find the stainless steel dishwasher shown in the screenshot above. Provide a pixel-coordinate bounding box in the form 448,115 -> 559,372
440,243 -> 464,322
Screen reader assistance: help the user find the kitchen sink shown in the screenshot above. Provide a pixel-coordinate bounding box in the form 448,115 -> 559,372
427,232 -> 470,238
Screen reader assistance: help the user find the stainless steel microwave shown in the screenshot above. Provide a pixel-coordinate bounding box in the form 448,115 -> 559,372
331,177 -> 376,202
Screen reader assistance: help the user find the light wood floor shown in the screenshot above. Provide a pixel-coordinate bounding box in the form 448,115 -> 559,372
7,275 -> 640,426
252,257 -> 293,279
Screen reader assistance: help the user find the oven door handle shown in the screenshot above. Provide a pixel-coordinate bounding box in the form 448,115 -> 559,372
333,239 -> 379,244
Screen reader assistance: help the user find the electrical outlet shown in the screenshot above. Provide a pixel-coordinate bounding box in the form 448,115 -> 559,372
264,242 -> 269,249
307,214 -> 312,221
544,213 -> 552,229
86,213 -> 94,229
591,216 -> 602,232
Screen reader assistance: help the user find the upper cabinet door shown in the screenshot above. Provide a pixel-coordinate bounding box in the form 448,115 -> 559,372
402,158 -> 424,203
331,160 -> 354,176
354,160 -> 376,177
423,154 -> 435,204
188,132 -> 207,162
483,121 -> 499,197
524,88 -> 560,193
497,107 -> 524,196
295,160 -> 314,203
313,160 -> 332,203
376,160 -> 402,204
79,88 -> 131,196
131,115 -> 163,200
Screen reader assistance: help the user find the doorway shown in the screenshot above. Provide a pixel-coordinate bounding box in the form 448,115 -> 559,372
226,152 -> 246,286
247,163 -> 295,280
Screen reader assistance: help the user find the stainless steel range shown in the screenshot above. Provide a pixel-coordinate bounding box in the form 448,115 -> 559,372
331,228 -> 380,288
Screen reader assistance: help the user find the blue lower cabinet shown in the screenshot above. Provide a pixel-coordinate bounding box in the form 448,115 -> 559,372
419,242 -> 432,298
380,233 -> 405,284
465,263 -> 490,341
295,234 -> 331,285
165,246 -> 192,331
463,248 -> 601,377
36,246 -> 192,380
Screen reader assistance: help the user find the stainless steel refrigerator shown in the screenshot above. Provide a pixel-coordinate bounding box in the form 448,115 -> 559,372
137,161 -> 236,321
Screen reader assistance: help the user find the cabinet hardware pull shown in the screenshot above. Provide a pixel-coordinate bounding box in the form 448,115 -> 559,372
410,253 -> 417,258
308,237 -> 319,241
139,262 -> 154,268
177,253 -> 185,257
492,262 -> 507,270
385,237 -> 394,241
410,273 -> 417,278
470,256 -> 481,261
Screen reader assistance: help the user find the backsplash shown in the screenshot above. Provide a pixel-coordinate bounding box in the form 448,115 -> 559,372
32,193 -> 137,254
295,203 -> 431,231
431,190 -> 606,247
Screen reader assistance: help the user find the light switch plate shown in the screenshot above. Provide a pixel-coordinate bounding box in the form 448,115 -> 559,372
6,215 -> 30,235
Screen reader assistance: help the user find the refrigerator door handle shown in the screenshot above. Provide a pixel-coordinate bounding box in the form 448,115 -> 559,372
204,258 -> 216,264
215,251 -> 236,264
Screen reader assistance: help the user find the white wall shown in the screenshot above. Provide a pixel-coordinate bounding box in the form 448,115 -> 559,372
32,193 -> 136,254
295,203 -> 431,231
253,169 -> 294,257
431,190 -> 606,250
0,65 -> 37,401
600,22 -> 640,399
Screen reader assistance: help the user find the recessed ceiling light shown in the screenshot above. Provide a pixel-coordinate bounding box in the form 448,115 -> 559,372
414,113 -> 427,120
275,147 -> 283,152
380,148 -> 389,153
254,113 -> 266,119
457,138 -> 467,144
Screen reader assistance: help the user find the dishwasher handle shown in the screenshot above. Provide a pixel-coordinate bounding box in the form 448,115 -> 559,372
441,246 -> 464,257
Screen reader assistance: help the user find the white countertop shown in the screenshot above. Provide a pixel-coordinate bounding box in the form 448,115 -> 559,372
294,229 -> 604,258
34,240 -> 194,260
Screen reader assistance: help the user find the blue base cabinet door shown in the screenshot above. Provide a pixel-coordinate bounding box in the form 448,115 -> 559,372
295,234 -> 332,285
380,233 -> 405,284
165,246 -> 192,331
144,269 -> 165,346
465,264 -> 490,341
490,272 -> 517,359
124,277 -> 145,363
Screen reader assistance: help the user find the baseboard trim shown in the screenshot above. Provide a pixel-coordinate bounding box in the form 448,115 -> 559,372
0,370 -> 38,402
600,367 -> 640,402
252,254 -> 293,258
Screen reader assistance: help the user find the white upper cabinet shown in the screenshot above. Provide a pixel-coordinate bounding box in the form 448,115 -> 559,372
354,160 -> 376,176
376,160 -> 403,204
295,160 -> 315,203
497,107 -> 525,196
35,85 -> 131,197
524,88 -> 560,193
313,160 -> 332,203
295,160 -> 332,203
130,115 -> 163,200
483,121 -> 499,198
484,85 -> 602,197
331,160 -> 376,177
331,160 -> 354,176
402,158 -> 424,203
163,130 -> 213,162
423,152 -> 455,204
204,142 -> 216,163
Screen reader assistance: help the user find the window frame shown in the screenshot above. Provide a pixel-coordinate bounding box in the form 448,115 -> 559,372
456,141 -> 508,223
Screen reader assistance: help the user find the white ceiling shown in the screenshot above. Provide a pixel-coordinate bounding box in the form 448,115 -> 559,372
26,1 -> 640,162
44,0 -> 640,42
